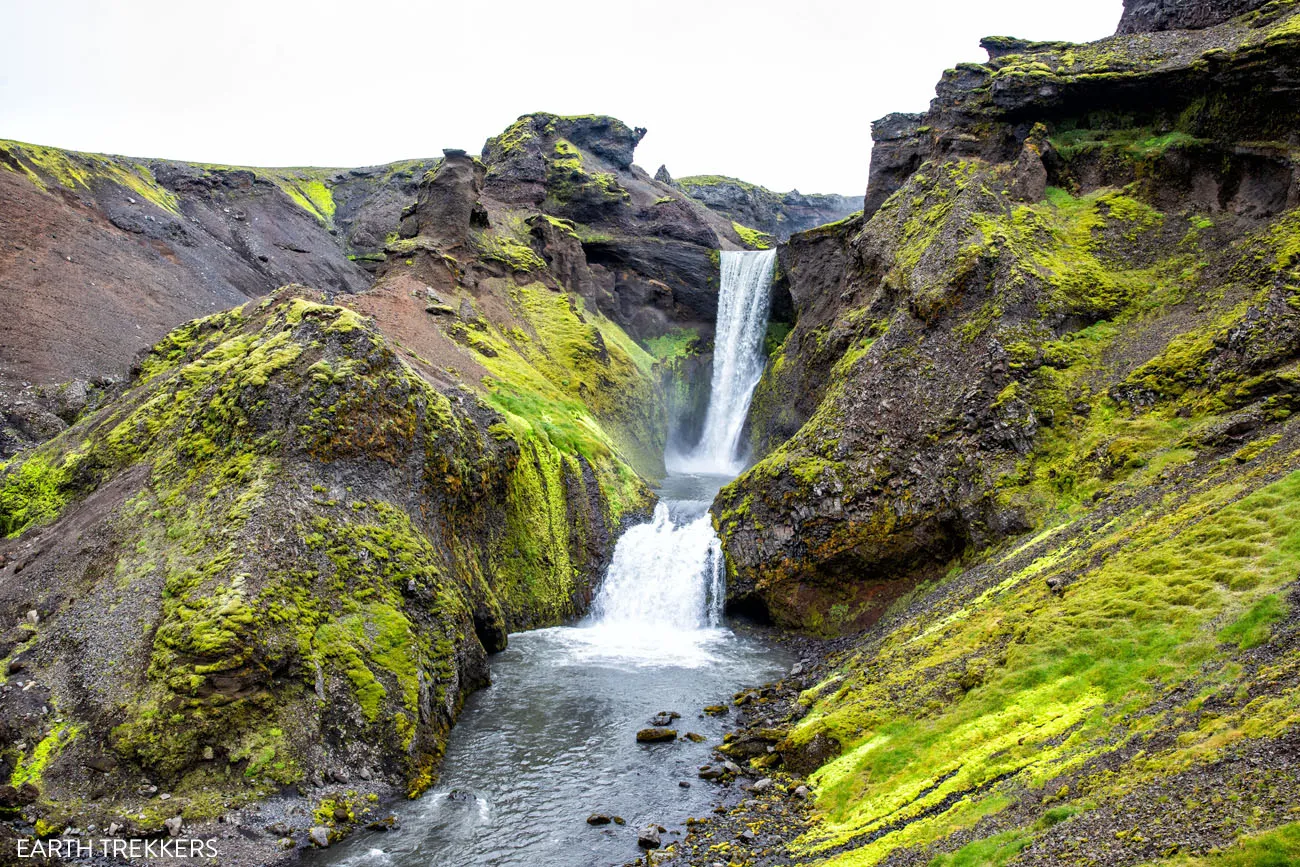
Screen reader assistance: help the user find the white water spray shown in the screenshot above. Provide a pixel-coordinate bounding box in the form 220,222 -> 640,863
589,503 -> 725,630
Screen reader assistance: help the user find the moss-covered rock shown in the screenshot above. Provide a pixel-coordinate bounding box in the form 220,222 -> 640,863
0,286 -> 647,833
721,0 -> 1300,637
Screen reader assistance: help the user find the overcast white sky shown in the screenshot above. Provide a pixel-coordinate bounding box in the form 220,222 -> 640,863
1,0 -> 1123,196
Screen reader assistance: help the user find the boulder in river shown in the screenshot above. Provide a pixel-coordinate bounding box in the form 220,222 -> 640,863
638,825 -> 662,849
703,705 -> 728,716
586,813 -> 612,826
309,826 -> 331,848
650,711 -> 681,726
636,727 -> 678,743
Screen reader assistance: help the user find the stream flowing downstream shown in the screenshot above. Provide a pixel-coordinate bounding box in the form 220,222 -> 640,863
313,251 -> 784,867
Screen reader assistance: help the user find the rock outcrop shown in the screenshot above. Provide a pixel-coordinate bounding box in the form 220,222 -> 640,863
699,5 -> 1300,867
1118,0 -> 1274,33
719,1 -> 1300,631
0,285 -> 648,845
0,143 -> 437,456
478,113 -> 758,340
674,174 -> 862,242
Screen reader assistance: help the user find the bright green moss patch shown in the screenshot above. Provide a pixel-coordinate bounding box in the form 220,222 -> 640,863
0,454 -> 77,537
0,140 -> 181,213
792,468 -> 1300,865
471,228 -> 547,273
10,722 -> 80,787
472,280 -> 665,481
643,329 -> 699,362
677,174 -> 762,193
314,603 -> 420,722
927,830 -> 1030,867
1219,595 -> 1287,650
1049,128 -> 1208,161
732,221 -> 776,250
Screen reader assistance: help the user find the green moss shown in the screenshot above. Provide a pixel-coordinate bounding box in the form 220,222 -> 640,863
927,830 -> 1030,866
314,602 -> 420,722
543,139 -> 630,209
0,454 -> 79,537
0,140 -> 181,213
473,231 -> 546,272
10,722 -> 80,787
472,280 -> 665,481
732,221 -> 776,250
643,329 -> 699,362
1219,595 -> 1287,650
764,321 -> 792,356
788,468 -> 1300,865
677,174 -> 762,194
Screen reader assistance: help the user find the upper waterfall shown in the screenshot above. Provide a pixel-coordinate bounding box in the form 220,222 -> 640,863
668,249 -> 778,476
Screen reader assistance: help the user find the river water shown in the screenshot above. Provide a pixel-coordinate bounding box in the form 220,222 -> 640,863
313,251 -> 782,866
310,474 -> 789,867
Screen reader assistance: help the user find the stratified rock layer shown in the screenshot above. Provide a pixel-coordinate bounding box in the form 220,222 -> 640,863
1118,0 -> 1274,33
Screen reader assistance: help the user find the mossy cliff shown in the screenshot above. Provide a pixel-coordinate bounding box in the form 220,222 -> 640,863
704,3 -> 1300,865
0,286 -> 651,840
720,0 -> 1300,633
360,123 -> 741,480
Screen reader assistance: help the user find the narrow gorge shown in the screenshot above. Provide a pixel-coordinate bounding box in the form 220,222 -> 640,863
1,0 -> 1300,865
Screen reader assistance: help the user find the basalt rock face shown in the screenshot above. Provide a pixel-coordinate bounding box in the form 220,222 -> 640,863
674,174 -> 863,242
1118,0 -> 1275,33
718,0 -> 1300,633
477,113 -> 755,340
0,143 -> 437,457
863,5 -> 1300,220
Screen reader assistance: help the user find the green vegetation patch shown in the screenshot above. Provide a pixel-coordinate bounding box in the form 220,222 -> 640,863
732,221 -> 776,250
